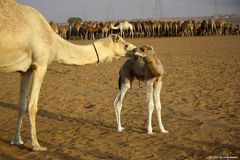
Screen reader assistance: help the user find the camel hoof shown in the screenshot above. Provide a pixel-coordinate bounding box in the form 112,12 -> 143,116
10,138 -> 24,145
32,146 -> 47,151
161,129 -> 169,133
118,127 -> 125,132
147,131 -> 155,135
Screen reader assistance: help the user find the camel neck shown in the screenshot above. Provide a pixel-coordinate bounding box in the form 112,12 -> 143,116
55,36 -> 101,66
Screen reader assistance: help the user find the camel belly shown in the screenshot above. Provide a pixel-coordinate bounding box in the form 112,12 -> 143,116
0,51 -> 32,73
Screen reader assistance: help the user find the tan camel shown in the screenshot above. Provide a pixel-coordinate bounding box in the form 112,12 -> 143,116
0,0 -> 136,151
101,22 -> 111,38
208,19 -> 216,35
49,21 -> 58,34
216,19 -> 226,35
134,21 -> 144,38
58,25 -> 68,39
113,45 -> 168,134
73,21 -> 83,39
181,20 -> 194,36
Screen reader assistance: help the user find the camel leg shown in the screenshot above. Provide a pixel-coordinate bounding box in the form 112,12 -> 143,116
121,30 -> 124,38
153,80 -> 168,133
145,80 -> 154,134
11,70 -> 32,145
28,64 -> 47,151
113,83 -> 130,132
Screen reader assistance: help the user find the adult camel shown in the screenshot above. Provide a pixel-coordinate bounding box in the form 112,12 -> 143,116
0,0 -> 136,151
111,21 -> 134,38
86,21 -> 100,40
181,20 -> 194,36
49,21 -> 58,34
73,21 -> 83,39
58,25 -> 68,39
101,22 -> 111,38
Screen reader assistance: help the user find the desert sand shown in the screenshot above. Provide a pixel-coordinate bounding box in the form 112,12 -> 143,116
0,36 -> 239,160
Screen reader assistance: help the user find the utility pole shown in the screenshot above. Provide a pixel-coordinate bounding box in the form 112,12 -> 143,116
105,1 -> 109,20
214,0 -> 218,16
109,0 -> 114,20
83,0 -> 88,20
141,0 -> 144,19
105,0 -> 114,21
153,0 -> 164,19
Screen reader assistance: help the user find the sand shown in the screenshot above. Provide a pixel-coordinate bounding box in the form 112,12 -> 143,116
0,36 -> 239,160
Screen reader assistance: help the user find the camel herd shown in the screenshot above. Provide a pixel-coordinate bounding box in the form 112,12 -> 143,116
50,19 -> 240,40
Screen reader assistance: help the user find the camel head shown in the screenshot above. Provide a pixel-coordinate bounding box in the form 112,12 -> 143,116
111,34 -> 136,58
133,45 -> 154,58
133,45 -> 163,77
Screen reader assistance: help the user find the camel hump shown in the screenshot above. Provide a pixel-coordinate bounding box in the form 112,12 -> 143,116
0,0 -> 16,5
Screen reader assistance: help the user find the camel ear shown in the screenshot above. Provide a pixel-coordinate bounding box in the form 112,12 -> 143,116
134,51 -> 146,58
148,45 -> 154,50
143,45 -> 154,51
134,48 -> 146,57
141,46 -> 151,53
133,48 -> 138,53
140,47 -> 146,52
112,34 -> 120,42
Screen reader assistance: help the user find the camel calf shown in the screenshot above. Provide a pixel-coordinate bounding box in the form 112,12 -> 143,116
113,45 -> 168,134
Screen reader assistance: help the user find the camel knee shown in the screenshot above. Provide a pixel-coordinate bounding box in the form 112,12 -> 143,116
28,105 -> 38,115
114,83 -> 130,108
18,108 -> 26,116
113,94 -> 121,108
154,98 -> 161,110
155,105 -> 162,112
147,102 -> 154,112
18,103 -> 27,115
121,83 -> 131,91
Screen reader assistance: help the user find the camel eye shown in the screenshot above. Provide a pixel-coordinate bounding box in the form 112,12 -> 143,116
124,44 -> 129,48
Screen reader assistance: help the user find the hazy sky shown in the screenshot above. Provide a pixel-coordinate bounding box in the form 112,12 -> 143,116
16,0 -> 240,22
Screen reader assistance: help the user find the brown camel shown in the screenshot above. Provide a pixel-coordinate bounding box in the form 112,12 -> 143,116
86,21 -> 101,40
114,45 -> 168,134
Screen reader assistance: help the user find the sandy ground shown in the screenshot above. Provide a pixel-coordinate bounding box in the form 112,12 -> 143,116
0,36 -> 240,160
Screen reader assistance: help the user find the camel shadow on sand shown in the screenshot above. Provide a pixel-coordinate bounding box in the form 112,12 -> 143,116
0,102 -> 130,159
0,101 -> 146,133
